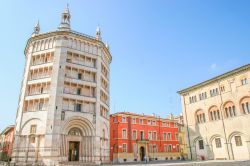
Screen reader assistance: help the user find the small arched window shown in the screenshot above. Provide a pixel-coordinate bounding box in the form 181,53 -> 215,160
240,97 -> 250,114
209,106 -> 220,121
40,40 -> 45,50
224,101 -> 236,118
44,39 -> 49,49
241,78 -> 248,85
33,42 -> 37,52
48,39 -> 53,48
36,41 -> 40,51
196,110 -> 206,124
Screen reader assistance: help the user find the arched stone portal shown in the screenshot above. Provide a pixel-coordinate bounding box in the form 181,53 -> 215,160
60,117 -> 95,163
228,132 -> 250,160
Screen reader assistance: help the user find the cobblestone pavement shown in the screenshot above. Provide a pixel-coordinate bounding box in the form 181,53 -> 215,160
1,160 -> 249,166
106,160 -> 250,166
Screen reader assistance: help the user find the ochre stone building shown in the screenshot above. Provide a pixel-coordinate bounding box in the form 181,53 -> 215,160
12,6 -> 111,166
174,115 -> 188,159
178,64 -> 250,160
110,112 -> 181,163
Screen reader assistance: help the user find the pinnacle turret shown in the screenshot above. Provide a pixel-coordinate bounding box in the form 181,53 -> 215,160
96,26 -> 102,41
32,20 -> 40,36
58,4 -> 71,31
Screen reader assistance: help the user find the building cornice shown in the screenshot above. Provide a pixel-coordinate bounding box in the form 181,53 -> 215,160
24,30 -> 112,63
110,112 -> 178,122
177,63 -> 250,95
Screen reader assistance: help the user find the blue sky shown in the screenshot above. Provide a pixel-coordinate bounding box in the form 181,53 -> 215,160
0,0 -> 250,131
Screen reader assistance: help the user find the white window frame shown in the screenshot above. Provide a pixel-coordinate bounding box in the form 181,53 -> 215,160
122,129 -> 127,139
122,117 -> 126,123
132,130 -> 137,140
122,143 -> 127,153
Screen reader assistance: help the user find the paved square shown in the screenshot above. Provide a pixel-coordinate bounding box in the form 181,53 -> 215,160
106,160 -> 250,166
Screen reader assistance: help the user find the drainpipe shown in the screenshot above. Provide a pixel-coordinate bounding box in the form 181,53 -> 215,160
216,80 -> 231,160
182,94 -> 193,160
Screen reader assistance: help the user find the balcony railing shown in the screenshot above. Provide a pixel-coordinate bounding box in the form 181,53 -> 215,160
66,59 -> 96,69
65,74 -> 96,83
31,60 -> 53,66
62,108 -> 95,114
27,91 -> 50,96
29,74 -> 51,80
25,106 -> 48,112
63,89 -> 95,98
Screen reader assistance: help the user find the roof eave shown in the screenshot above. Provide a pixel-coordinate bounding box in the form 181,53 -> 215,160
177,63 -> 250,95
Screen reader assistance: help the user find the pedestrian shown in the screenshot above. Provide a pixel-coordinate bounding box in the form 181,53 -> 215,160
144,155 -> 147,164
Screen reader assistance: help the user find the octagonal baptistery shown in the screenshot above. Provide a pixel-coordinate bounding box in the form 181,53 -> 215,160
12,6 -> 112,166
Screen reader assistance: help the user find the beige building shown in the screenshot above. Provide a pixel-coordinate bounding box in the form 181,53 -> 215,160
178,64 -> 250,160
12,6 -> 111,166
174,115 -> 188,159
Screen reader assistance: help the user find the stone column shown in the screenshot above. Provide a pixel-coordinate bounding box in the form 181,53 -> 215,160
83,137 -> 86,162
227,142 -> 234,160
35,135 -> 40,163
25,136 -> 29,163
91,136 -> 94,162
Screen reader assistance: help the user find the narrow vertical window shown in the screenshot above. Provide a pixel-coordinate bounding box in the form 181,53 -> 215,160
75,103 -> 81,112
242,103 -> 246,114
247,102 -> 250,113
232,106 -> 236,116
225,108 -> 228,117
30,125 -> 37,134
197,115 -> 200,123
61,111 -> 65,120
168,133 -> 171,140
199,140 -> 204,149
213,111 -> 217,120
77,88 -> 81,95
217,110 -> 220,120
235,136 -> 242,146
203,113 -> 206,122
78,73 -> 82,80
163,133 -> 166,140
133,130 -> 136,140
122,144 -> 127,152
229,107 -> 233,117
210,112 -> 213,121
215,138 -> 222,148
122,129 -> 127,139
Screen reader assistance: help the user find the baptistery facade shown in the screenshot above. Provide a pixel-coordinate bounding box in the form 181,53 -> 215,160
12,6 -> 111,166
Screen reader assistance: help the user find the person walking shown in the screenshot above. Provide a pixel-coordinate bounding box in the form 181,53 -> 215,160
144,155 -> 147,164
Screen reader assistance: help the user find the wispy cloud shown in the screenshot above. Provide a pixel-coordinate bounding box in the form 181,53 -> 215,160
210,63 -> 217,70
